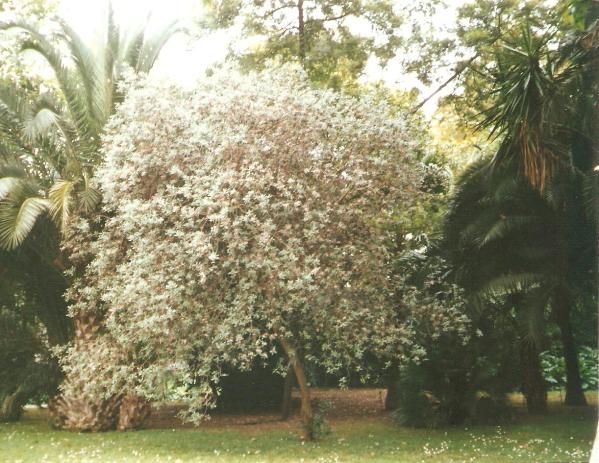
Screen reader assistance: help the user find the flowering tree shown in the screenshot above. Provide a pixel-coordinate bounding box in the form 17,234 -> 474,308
61,66 -> 423,439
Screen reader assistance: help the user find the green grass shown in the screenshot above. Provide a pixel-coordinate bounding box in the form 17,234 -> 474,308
1,395 -> 596,463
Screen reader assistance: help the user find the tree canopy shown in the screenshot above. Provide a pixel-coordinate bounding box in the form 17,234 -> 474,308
56,66 -> 453,437
200,0 -> 405,90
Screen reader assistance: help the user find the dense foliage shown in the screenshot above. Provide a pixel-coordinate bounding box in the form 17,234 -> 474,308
57,66 -> 455,438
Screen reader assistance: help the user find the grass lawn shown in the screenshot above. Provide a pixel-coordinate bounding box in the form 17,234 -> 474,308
1,390 -> 596,463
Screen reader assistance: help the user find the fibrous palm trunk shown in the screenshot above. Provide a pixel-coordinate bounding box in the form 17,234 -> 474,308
117,395 -> 151,431
49,313 -> 122,431
520,339 -> 547,414
49,393 -> 121,432
50,313 -> 151,431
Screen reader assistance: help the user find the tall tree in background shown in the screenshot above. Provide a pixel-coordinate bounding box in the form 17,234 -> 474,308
200,0 -> 406,90
407,1 -> 567,123
444,2 -> 599,407
477,4 -> 598,407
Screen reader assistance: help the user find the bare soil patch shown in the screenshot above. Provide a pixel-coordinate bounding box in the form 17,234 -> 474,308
148,388 -> 389,432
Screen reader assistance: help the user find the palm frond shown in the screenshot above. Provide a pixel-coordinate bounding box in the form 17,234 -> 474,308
477,272 -> 542,298
0,12 -> 177,250
23,105 -> 59,142
102,1 -> 120,117
517,286 -> 551,348
135,20 -> 181,73
0,83 -> 30,124
28,95 -> 79,159
0,180 -> 49,250
77,174 -> 101,214
479,215 -> 536,247
0,21 -> 90,143
123,27 -> 146,71
0,85 -> 34,156
0,177 -> 25,202
55,17 -> 105,135
477,22 -> 573,191
48,179 -> 75,231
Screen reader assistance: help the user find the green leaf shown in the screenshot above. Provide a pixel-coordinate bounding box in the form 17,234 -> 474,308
0,182 -> 49,250
48,179 -> 75,231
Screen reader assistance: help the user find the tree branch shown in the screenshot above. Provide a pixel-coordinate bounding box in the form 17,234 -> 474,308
410,54 -> 479,114
316,11 -> 355,23
259,4 -> 294,20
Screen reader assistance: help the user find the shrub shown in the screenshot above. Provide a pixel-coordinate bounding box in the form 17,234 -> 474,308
541,344 -> 598,391
59,65 -> 425,438
392,251 -> 519,428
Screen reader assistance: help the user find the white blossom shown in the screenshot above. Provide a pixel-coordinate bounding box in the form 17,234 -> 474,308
60,65 -> 426,418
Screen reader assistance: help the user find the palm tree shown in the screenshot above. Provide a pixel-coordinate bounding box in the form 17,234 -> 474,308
464,13 -> 598,407
478,18 -> 588,190
444,157 -> 593,409
0,4 -> 179,249
0,5 -> 180,428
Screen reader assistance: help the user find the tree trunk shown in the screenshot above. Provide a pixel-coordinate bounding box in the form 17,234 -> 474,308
50,312 -> 150,431
509,293 -> 547,413
117,395 -> 151,431
48,391 -> 122,432
280,338 -> 314,440
520,339 -> 547,414
554,289 -> 587,406
297,0 -> 306,64
281,363 -> 294,420
384,364 -> 400,411
578,4 -> 599,458
0,386 -> 27,422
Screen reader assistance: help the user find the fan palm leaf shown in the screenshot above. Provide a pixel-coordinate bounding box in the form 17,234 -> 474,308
77,174 -> 101,214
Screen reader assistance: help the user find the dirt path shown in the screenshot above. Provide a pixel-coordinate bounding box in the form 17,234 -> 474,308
148,388 -> 389,431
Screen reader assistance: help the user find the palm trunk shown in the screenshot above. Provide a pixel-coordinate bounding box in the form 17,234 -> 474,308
280,338 -> 314,440
117,395 -> 151,431
51,314 -> 149,431
49,392 -> 121,432
49,314 -> 122,432
554,289 -> 588,406
520,338 -> 547,414
510,293 -> 547,413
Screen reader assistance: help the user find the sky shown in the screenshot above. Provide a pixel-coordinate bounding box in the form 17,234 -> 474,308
56,0 -> 462,115
57,0 -> 227,86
